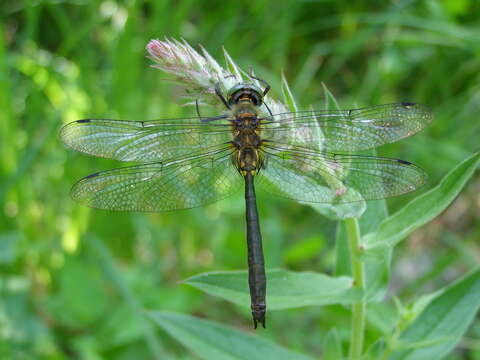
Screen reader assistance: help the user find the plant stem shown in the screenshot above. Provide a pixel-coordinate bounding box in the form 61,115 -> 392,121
346,217 -> 365,360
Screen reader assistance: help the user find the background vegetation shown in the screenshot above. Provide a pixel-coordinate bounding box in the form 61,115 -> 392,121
1,0 -> 479,359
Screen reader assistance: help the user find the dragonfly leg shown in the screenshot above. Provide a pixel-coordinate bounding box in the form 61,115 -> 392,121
224,73 -> 238,81
215,82 -> 231,110
194,99 -> 229,123
195,99 -> 203,120
263,102 -> 274,117
248,75 -> 271,96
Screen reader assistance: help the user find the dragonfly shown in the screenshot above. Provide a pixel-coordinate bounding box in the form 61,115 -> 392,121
60,77 -> 432,329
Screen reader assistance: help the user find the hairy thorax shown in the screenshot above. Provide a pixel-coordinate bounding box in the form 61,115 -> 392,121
231,101 -> 264,174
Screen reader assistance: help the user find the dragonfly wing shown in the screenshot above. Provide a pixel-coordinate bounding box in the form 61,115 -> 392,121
71,146 -> 241,211
60,117 -> 231,162
261,103 -> 432,152
257,146 -> 427,203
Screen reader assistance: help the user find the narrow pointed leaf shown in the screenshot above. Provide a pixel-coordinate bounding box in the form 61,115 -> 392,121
364,152 -> 480,252
388,269 -> 480,360
200,45 -> 225,80
148,311 -> 313,360
183,269 -> 362,310
281,72 -> 298,112
223,48 -> 242,81
322,82 -> 341,111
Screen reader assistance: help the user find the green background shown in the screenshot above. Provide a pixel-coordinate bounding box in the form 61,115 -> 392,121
1,0 -> 479,358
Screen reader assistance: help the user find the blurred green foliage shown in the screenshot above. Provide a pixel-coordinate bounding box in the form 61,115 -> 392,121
1,0 -> 479,359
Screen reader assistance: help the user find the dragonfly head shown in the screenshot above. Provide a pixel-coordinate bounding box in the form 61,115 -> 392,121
227,83 -> 263,107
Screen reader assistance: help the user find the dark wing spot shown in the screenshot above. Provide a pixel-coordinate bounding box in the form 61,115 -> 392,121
85,172 -> 100,179
397,159 -> 412,165
400,102 -> 416,107
76,119 -> 91,123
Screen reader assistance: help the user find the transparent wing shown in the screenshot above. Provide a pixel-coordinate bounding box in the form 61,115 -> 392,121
71,146 -> 241,211
257,144 -> 427,203
261,103 -> 432,152
60,116 -> 232,162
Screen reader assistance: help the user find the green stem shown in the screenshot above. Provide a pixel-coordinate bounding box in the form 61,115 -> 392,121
346,217 -> 365,360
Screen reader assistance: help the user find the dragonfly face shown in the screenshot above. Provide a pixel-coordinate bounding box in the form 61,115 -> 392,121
60,75 -> 432,328
227,83 -> 264,107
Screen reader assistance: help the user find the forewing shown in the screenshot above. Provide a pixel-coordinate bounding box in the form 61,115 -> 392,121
257,146 -> 427,203
261,103 -> 432,152
71,147 -> 241,211
60,117 -> 232,162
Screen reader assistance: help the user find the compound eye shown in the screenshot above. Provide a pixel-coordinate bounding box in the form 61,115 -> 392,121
228,92 -> 240,105
250,94 -> 260,106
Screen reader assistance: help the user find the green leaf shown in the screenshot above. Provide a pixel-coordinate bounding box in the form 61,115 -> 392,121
364,152 -> 480,252
284,235 -> 325,264
360,200 -> 389,234
223,48 -> 242,81
148,311 -> 313,360
322,328 -> 344,360
183,269 -> 362,310
322,82 -> 341,111
388,269 -> 480,359
281,72 -> 298,112
363,250 -> 392,301
366,301 -> 397,334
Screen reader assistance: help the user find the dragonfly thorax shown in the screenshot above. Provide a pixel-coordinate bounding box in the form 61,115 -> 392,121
231,110 -> 264,175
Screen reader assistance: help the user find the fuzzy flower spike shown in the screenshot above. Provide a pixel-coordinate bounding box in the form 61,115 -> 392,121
146,38 -> 288,115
